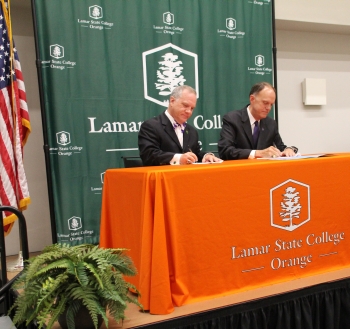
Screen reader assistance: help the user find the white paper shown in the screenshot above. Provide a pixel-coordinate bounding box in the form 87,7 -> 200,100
257,154 -> 326,160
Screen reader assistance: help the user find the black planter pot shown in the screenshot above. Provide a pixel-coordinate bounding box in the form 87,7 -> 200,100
58,305 -> 103,329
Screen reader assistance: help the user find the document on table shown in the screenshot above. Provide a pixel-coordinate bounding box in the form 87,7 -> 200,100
257,154 -> 326,160
193,160 -> 224,164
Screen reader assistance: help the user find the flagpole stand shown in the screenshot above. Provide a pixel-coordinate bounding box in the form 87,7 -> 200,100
6,250 -> 23,272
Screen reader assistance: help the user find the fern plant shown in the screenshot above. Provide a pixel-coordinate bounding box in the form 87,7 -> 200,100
11,243 -> 142,329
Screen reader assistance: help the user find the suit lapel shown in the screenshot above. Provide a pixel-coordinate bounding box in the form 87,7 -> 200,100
160,112 -> 183,150
241,108 -> 254,148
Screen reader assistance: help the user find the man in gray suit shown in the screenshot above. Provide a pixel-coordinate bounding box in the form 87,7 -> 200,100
139,85 -> 221,166
218,82 -> 297,160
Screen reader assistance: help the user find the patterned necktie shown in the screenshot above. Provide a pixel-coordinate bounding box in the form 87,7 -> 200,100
173,121 -> 186,133
173,121 -> 186,147
252,121 -> 260,148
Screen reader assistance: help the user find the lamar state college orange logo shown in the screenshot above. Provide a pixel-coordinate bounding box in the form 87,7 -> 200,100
270,179 -> 310,231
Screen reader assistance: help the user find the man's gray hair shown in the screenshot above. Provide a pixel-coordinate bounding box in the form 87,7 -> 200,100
170,85 -> 197,99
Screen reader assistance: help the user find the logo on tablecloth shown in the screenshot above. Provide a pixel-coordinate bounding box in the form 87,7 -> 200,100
270,179 -> 310,231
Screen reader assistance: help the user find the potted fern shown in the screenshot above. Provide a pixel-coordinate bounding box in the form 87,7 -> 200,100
11,243 -> 142,329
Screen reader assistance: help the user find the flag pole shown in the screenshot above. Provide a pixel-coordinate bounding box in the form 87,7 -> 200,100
271,0 -> 278,124
30,0 -> 57,243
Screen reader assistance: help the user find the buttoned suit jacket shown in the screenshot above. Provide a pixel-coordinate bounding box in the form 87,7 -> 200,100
138,112 -> 205,166
218,106 -> 287,160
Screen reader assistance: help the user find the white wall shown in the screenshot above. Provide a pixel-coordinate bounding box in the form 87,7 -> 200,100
276,30 -> 350,153
275,0 -> 350,26
4,1 -> 350,254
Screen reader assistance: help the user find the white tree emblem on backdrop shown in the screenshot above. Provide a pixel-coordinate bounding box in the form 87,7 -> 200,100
56,131 -> 71,146
142,43 -> 199,107
279,187 -> 302,228
59,133 -> 68,145
226,18 -> 236,30
71,218 -> 79,229
53,47 -> 61,58
155,53 -> 186,96
50,44 -> 64,59
68,216 -> 82,231
255,55 -> 265,67
163,12 -> 174,25
89,5 -> 103,19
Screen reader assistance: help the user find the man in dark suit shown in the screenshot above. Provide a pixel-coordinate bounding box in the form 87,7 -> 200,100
138,85 -> 221,166
218,82 -> 297,160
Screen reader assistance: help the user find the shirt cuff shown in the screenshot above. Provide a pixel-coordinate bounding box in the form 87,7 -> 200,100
170,154 -> 182,165
249,150 -> 256,159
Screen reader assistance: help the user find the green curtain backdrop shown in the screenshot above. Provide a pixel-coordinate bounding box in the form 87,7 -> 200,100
33,0 -> 274,245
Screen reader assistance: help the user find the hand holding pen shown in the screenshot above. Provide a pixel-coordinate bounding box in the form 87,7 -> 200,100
180,148 -> 198,164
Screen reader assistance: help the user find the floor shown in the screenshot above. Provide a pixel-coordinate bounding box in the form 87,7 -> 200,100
5,253 -> 350,329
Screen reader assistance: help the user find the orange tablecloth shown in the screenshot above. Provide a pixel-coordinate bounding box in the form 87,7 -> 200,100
100,153 -> 350,314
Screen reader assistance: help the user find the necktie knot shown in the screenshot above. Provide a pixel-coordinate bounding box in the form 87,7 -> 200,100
173,121 -> 186,133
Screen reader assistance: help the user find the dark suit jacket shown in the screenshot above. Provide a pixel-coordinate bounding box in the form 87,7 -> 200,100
138,112 -> 205,166
218,106 -> 287,160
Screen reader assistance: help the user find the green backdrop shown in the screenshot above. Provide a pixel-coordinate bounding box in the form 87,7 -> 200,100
33,0 -> 274,245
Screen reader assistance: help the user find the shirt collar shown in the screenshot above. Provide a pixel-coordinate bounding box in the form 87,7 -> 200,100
165,110 -> 186,128
247,106 -> 259,127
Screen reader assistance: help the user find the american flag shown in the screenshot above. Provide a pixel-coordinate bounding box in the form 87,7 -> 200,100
0,0 -> 31,235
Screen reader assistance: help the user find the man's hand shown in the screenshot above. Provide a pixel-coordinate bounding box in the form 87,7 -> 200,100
180,152 -> 198,164
281,148 -> 296,157
255,146 -> 282,158
203,154 -> 222,163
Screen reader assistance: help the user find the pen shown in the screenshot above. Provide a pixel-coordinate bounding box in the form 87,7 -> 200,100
188,147 -> 197,163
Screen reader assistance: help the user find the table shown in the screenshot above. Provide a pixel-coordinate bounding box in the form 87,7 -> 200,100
100,153 -> 350,314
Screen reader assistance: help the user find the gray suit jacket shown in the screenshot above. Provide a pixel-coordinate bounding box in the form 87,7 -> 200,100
138,112 -> 205,166
218,107 -> 287,160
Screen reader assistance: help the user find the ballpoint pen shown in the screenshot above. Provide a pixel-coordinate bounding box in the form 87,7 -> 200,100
188,147 -> 197,163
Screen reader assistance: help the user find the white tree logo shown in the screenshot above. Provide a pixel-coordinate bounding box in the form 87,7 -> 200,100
163,12 -> 174,25
56,131 -> 71,146
89,5 -> 103,19
279,187 -> 302,228
50,44 -> 64,59
255,55 -> 265,67
226,18 -> 236,30
53,47 -> 61,57
71,218 -> 79,229
143,43 -> 198,107
92,7 -> 100,18
155,53 -> 186,96
68,216 -> 82,231
59,133 -> 68,145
